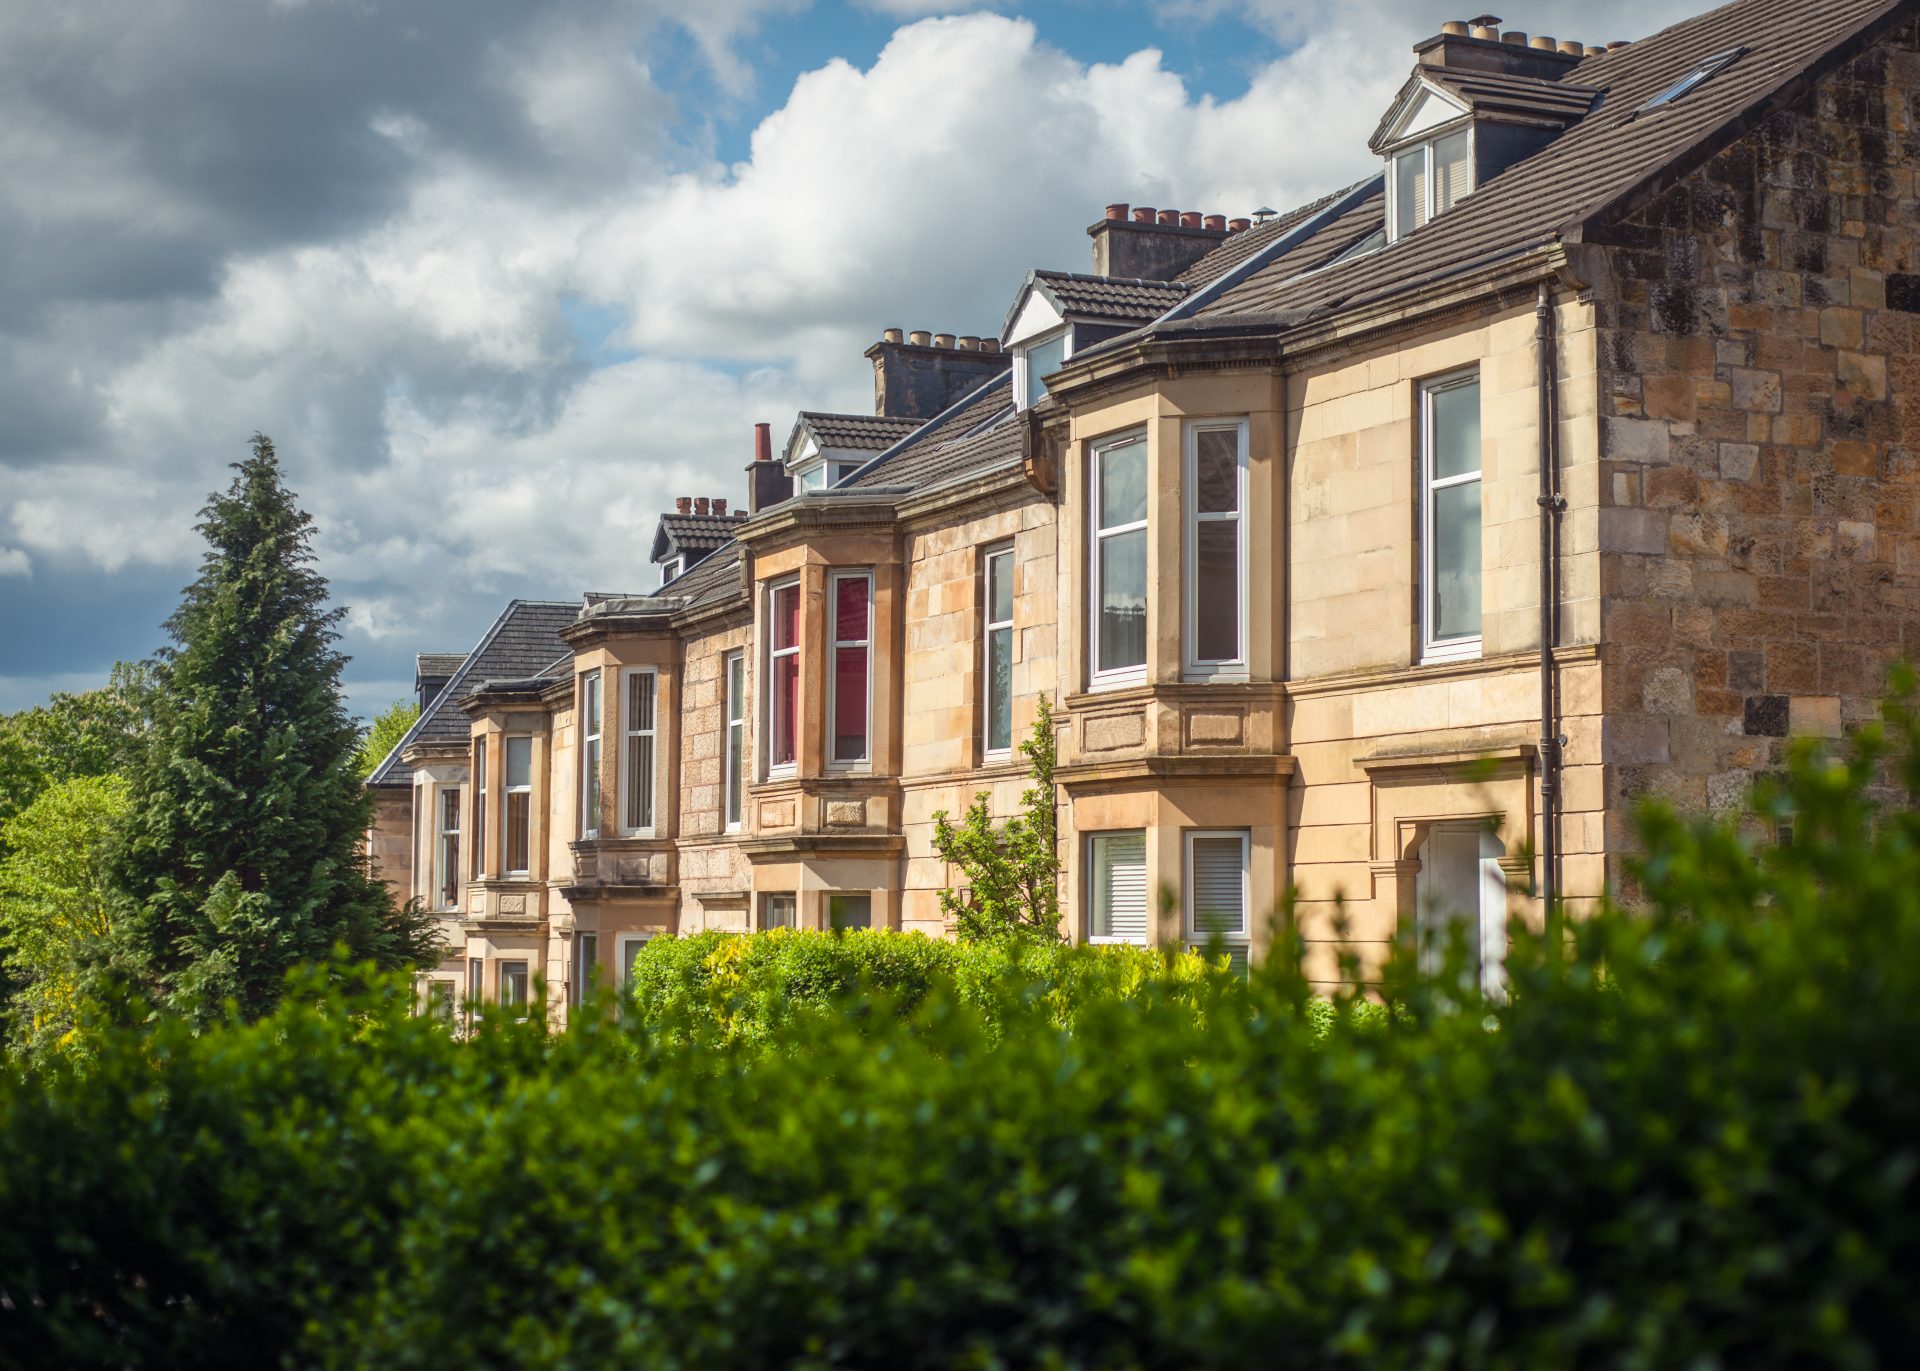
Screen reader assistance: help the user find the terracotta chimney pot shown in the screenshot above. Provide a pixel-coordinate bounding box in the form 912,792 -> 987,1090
754,422 -> 772,464
1203,213 -> 1226,231
1132,206 -> 1156,223
909,329 -> 931,346
1228,217 -> 1251,233
675,496 -> 691,515
1179,211 -> 1202,228
1156,209 -> 1179,226
1105,202 -> 1129,220
713,498 -> 727,516
932,332 -> 956,349
694,497 -> 710,516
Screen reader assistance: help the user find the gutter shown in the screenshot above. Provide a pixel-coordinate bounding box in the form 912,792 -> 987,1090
1534,282 -> 1566,914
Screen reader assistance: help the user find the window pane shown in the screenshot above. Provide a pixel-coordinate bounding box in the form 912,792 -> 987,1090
500,962 -> 528,1007
987,549 -> 1013,624
726,722 -> 744,825
582,737 -> 600,835
1097,528 -> 1148,673
428,981 -> 455,1020
987,624 -> 1013,753
1432,480 -> 1483,641
468,958 -> 483,1006
507,793 -> 530,872
1194,429 -> 1239,514
1433,129 -> 1471,215
762,893 -> 796,930
1431,380 -> 1481,479
772,583 -> 799,651
772,655 -> 798,766
1395,147 -> 1427,236
835,576 -> 869,643
622,938 -> 649,986
834,646 -> 868,762
504,736 -> 531,788
1195,520 -> 1240,662
628,671 -> 655,731
1189,835 -> 1247,935
1090,832 -> 1147,942
626,736 -> 654,830
577,934 -> 598,1002
829,894 -> 871,931
727,652 -> 746,719
1024,333 -> 1066,407
1098,438 -> 1147,529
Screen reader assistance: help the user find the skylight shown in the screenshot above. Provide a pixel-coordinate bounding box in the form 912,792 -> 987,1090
1635,47 -> 1747,115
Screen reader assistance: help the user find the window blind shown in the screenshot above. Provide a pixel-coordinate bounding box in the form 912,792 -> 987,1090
1189,834 -> 1247,936
1091,832 -> 1147,942
1433,130 -> 1472,216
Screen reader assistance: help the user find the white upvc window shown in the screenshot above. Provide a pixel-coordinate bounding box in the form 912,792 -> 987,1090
503,736 -> 532,876
1089,431 -> 1149,688
467,957 -> 484,1018
499,960 -> 530,1010
1389,126 -> 1473,241
723,650 -> 746,831
1183,419 -> 1250,680
619,667 -> 658,836
1015,328 -> 1070,411
829,571 -> 872,768
579,670 -> 602,839
659,556 -> 684,587
618,933 -> 653,988
1185,830 -> 1251,976
573,932 -> 598,1006
983,545 -> 1015,758
433,786 -> 462,911
760,892 -> 796,930
1086,830 -> 1148,945
765,578 -> 800,778
796,465 -> 826,494
1420,370 -> 1484,663
471,737 -> 488,879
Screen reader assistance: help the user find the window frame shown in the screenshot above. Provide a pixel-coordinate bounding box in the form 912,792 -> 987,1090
827,569 -> 873,770
617,665 -> 659,837
759,891 -> 797,931
1183,418 -> 1251,681
982,543 -> 1016,760
1387,122 -> 1474,242
502,735 -> 533,877
1635,46 -> 1746,116
498,959 -> 530,1010
1013,326 -> 1072,412
617,932 -> 653,989
1419,368 -> 1485,664
1085,829 -> 1149,946
1088,429 -> 1150,691
579,670 -> 602,839
1184,829 -> 1251,963
723,649 -> 747,832
433,785 -> 462,912
764,577 -> 800,780
471,737 -> 488,880
466,956 -> 484,1020
828,893 -> 873,931
573,931 -> 598,1006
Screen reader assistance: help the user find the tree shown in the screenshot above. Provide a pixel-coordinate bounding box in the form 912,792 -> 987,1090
0,775 -> 131,1060
930,694 -> 1062,943
0,663 -> 151,839
355,699 -> 420,778
111,435 -> 437,1024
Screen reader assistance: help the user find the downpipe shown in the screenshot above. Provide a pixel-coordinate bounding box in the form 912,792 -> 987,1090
1535,282 -> 1567,915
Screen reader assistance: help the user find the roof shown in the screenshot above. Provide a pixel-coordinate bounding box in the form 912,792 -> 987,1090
414,653 -> 465,680
365,599 -> 578,786
794,412 -> 924,452
1191,0 -> 1908,328
844,372 -> 1018,492
650,511 -> 745,564
1174,178 -> 1380,291
1030,270 -> 1188,322
1370,68 -> 1601,151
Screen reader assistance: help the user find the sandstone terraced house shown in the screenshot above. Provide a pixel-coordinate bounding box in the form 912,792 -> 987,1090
368,0 -> 1920,1013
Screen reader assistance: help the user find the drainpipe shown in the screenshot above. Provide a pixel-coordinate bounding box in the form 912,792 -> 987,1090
1535,282 -> 1566,913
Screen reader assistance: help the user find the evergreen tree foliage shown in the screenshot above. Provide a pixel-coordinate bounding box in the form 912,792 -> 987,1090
931,695 -> 1062,943
354,699 -> 419,778
111,435 -> 435,1024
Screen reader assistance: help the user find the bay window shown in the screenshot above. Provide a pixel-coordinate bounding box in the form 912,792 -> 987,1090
1421,371 -> 1483,661
621,668 -> 657,835
1090,432 -> 1148,685
1391,127 -> 1472,241
1186,831 -> 1251,974
831,572 -> 871,766
503,736 -> 532,875
766,580 -> 799,775
1185,420 -> 1248,678
471,738 -> 487,879
1086,831 -> 1148,945
724,650 -> 746,830
579,671 -> 602,838
983,545 -> 1014,756
434,787 -> 462,910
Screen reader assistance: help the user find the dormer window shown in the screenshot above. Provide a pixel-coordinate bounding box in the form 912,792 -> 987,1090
658,556 -> 683,587
1391,127 -> 1472,241
1015,328 -> 1069,410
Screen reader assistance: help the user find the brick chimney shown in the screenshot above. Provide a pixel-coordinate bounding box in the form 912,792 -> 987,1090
1415,15 -> 1586,80
675,496 -> 692,514
1087,202 -> 1231,281
713,497 -> 728,516
865,329 -> 1008,420
745,421 -> 792,513
694,497 -> 710,516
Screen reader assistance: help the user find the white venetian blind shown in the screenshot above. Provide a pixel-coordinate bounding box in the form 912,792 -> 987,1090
1433,129 -> 1472,217
1189,835 -> 1247,937
1090,832 -> 1148,943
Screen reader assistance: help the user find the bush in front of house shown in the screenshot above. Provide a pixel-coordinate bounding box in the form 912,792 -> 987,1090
1,675 -> 1918,1368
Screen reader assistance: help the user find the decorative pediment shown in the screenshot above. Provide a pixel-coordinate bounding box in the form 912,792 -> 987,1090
1369,75 -> 1471,154
1001,280 -> 1066,349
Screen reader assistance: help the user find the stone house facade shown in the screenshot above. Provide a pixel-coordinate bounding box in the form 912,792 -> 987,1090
368,0 -> 1920,1011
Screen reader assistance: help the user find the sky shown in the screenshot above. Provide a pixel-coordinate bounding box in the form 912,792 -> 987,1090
0,0 -> 1710,719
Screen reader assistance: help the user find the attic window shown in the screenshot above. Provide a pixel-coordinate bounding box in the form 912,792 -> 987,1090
1015,328 -> 1070,410
658,555 -> 683,587
1390,128 -> 1472,241
1635,47 -> 1747,115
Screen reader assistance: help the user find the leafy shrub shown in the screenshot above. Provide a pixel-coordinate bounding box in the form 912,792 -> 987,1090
1,677 -> 1917,1367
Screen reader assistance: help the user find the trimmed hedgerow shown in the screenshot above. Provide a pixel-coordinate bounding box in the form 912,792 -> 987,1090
1,676 -> 1918,1368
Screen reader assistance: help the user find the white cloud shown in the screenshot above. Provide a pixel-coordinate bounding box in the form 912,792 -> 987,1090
0,547 -> 30,577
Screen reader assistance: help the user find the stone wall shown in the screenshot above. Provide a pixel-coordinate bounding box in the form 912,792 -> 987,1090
674,616 -> 753,929
1590,22 -> 1920,873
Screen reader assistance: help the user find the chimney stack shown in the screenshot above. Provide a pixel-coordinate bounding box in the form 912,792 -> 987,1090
1088,202 -> 1232,280
745,421 -> 791,514
1420,15 -> 1584,79
865,329 -> 1009,420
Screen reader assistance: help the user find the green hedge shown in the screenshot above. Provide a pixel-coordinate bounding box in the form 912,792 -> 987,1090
1,681 -> 1918,1367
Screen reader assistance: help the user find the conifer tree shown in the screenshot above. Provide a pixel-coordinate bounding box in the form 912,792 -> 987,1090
113,435 -> 436,1023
